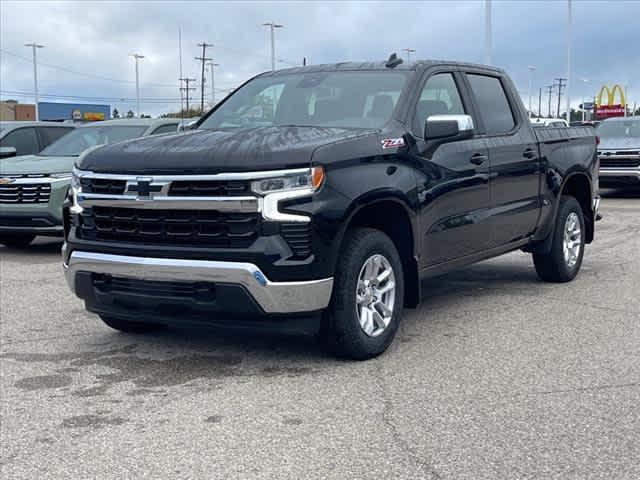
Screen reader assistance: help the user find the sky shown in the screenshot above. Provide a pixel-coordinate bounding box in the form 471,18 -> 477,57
1,0 -> 638,117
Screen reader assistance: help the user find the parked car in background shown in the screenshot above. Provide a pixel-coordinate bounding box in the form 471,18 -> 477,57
0,121 -> 75,158
530,118 -> 569,128
597,116 -> 640,189
64,59 -> 599,359
0,118 -> 180,247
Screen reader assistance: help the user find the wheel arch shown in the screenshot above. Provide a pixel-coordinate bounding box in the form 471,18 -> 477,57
335,194 -> 420,308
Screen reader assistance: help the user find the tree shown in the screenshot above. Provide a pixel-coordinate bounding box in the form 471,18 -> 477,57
112,108 -> 120,119
126,110 -> 135,118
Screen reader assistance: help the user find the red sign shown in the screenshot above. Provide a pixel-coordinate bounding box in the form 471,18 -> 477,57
594,104 -> 625,119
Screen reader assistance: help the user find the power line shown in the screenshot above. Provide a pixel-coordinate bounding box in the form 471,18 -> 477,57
0,48 -> 178,88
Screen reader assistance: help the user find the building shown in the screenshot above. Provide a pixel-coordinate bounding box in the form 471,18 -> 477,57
0,100 -> 36,121
38,102 -> 111,122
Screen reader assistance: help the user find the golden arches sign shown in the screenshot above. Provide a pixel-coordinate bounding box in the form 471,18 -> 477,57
595,84 -> 625,107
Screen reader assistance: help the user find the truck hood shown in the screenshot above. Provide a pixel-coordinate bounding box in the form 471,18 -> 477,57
598,137 -> 640,151
78,126 -> 379,174
0,154 -> 76,176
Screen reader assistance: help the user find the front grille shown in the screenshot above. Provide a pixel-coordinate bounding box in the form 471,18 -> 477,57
281,223 -> 312,259
599,157 -> 640,168
80,178 -> 127,195
79,206 -> 259,248
93,274 -> 217,302
168,180 -> 250,197
0,184 -> 51,204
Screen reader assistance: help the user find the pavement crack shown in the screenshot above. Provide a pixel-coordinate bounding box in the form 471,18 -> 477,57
372,365 -> 442,480
536,381 -> 640,396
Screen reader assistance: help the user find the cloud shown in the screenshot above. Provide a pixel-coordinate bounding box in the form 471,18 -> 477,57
1,0 -> 637,116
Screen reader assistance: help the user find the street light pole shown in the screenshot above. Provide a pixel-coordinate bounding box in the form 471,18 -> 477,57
485,0 -> 492,65
565,0 -> 572,123
207,61 -> 219,106
263,22 -> 284,71
24,43 -> 44,121
528,65 -> 536,118
403,48 -> 416,63
130,53 -> 145,118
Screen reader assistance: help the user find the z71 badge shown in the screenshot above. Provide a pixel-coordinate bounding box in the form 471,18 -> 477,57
381,138 -> 405,149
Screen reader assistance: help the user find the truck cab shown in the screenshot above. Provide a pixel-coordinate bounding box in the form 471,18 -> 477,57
63,58 -> 599,359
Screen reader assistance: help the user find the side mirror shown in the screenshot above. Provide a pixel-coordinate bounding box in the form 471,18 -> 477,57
0,147 -> 17,159
425,114 -> 474,141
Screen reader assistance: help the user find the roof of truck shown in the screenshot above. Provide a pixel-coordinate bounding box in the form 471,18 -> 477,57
264,59 -> 504,76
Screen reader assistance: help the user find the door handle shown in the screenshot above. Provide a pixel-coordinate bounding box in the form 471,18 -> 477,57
470,153 -> 488,165
523,148 -> 537,159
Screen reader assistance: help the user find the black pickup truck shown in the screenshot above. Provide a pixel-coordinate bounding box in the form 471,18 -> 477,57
63,58 -> 599,359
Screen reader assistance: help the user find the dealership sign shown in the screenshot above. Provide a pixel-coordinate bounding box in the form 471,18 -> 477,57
594,84 -> 626,119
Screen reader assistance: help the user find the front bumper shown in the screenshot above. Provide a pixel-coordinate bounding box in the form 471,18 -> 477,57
64,250 -> 333,315
599,167 -> 640,183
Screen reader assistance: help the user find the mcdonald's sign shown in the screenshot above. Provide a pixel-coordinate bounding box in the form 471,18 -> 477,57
594,84 -> 626,119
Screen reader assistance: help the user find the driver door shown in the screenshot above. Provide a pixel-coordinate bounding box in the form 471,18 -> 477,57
410,71 -> 492,268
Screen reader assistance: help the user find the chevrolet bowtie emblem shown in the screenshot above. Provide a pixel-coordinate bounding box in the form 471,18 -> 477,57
0,177 -> 16,185
134,177 -> 153,198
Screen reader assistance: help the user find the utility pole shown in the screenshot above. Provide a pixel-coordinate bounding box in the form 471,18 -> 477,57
179,77 -> 196,114
403,48 -> 416,63
206,61 -> 219,106
178,27 -> 184,119
538,87 -> 542,119
484,0 -> 492,65
196,42 -> 213,114
24,43 -> 44,121
527,65 -> 536,118
555,78 -> 567,118
263,22 -> 284,71
130,53 -> 144,118
565,0 -> 572,123
546,85 -> 555,118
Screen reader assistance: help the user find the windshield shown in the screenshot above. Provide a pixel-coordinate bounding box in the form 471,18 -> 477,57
597,119 -> 640,139
39,125 -> 148,156
199,71 -> 409,131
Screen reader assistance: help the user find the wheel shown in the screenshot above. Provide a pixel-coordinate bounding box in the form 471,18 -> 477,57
325,228 -> 404,360
0,234 -> 36,248
533,196 -> 585,282
99,315 -> 164,334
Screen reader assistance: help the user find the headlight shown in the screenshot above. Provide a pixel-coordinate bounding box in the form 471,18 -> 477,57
69,169 -> 83,214
251,167 -> 324,196
254,167 -> 325,223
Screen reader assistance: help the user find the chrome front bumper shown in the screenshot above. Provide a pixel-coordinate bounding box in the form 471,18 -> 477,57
64,251 -> 333,314
599,168 -> 640,179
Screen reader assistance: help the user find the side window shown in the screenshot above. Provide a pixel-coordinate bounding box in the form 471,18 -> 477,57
0,127 -> 39,155
150,124 -> 179,135
38,127 -> 73,148
413,73 -> 465,135
467,74 -> 516,135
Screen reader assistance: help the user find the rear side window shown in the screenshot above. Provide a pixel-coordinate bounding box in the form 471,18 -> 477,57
413,73 -> 465,134
467,74 -> 516,135
38,127 -> 73,148
0,127 -> 39,155
150,124 -> 179,135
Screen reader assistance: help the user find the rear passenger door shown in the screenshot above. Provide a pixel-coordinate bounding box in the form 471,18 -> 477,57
464,72 -> 541,248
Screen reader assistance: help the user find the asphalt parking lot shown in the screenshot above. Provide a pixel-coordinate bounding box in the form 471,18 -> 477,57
1,189 -> 639,480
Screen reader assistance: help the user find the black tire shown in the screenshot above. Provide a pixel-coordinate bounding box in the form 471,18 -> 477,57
99,315 -> 164,334
533,196 -> 585,282
0,234 -> 36,248
325,228 -> 404,360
